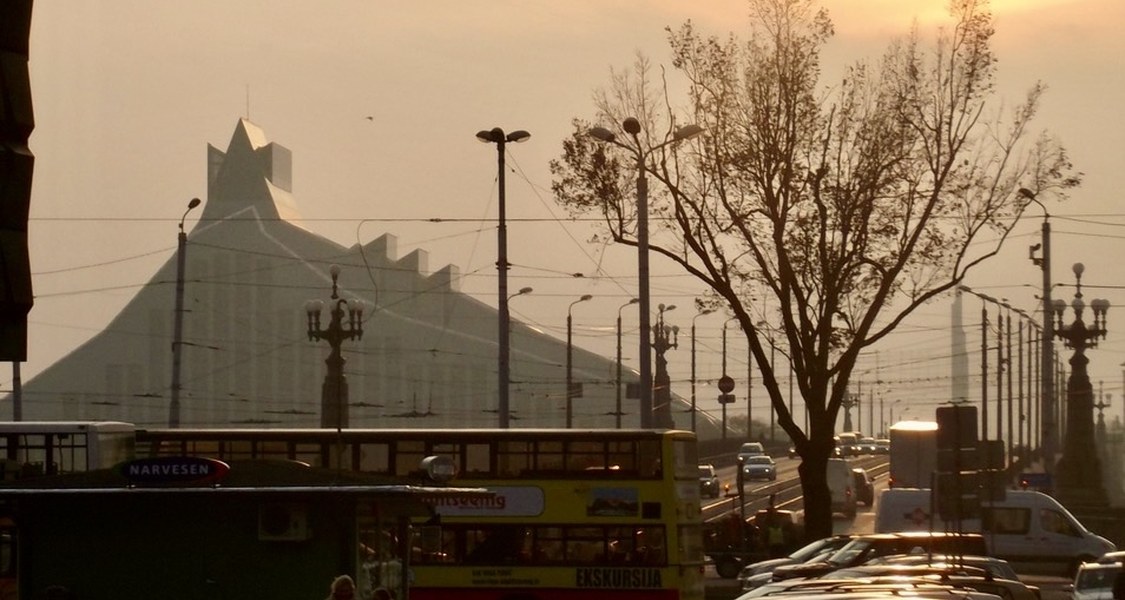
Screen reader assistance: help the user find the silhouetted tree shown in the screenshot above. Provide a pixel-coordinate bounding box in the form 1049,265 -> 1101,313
551,0 -> 1078,540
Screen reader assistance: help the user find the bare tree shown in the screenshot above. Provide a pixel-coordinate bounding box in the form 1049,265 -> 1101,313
551,0 -> 1078,539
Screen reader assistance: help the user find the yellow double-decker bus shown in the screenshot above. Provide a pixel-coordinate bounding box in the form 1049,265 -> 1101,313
135,427 -> 705,600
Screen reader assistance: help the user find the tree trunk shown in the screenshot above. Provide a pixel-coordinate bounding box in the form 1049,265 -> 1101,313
798,437 -> 834,541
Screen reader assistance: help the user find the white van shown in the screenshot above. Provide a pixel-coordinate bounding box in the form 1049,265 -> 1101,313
875,488 -> 1115,575
826,458 -> 857,518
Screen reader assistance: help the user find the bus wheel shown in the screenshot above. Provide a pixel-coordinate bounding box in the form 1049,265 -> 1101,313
715,557 -> 741,579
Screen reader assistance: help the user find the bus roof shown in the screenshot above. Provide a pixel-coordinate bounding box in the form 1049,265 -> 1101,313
0,421 -> 136,434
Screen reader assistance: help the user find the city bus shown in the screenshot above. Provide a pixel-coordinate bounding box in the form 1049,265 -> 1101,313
0,421 -> 136,479
135,427 -> 705,600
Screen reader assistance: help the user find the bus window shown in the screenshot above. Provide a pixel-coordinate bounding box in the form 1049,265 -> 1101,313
463,443 -> 489,477
392,440 -> 426,476
358,442 -> 391,474
496,440 -> 531,477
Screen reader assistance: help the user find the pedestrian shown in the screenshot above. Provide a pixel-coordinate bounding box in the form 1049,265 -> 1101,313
326,575 -> 356,600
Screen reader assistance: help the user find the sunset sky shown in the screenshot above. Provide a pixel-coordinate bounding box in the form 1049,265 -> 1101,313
21,0 -> 1125,422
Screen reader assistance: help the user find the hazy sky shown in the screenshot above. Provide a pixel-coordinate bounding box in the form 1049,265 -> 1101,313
22,0 -> 1125,423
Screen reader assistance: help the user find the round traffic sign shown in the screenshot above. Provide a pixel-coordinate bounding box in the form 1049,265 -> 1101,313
718,375 -> 735,393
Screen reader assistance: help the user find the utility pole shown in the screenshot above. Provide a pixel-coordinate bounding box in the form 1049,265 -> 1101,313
1022,188 -> 1055,473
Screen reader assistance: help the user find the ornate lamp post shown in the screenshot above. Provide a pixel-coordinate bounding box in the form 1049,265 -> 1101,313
589,119 -> 703,428
842,393 -> 858,432
566,294 -> 593,428
306,265 -> 364,430
477,127 -> 531,428
169,197 -> 201,428
653,304 -> 678,429
616,298 -> 639,428
1052,262 -> 1110,506
691,307 -> 714,432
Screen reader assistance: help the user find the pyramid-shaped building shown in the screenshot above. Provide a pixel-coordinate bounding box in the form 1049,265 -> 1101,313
17,120 -> 724,436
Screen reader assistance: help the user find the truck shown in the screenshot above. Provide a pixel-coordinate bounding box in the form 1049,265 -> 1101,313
888,420 -> 937,488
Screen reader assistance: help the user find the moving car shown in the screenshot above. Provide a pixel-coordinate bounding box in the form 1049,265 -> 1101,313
738,441 -> 766,462
699,463 -> 721,498
876,488 -> 1116,575
742,455 -> 777,481
851,467 -> 874,506
827,458 -> 857,518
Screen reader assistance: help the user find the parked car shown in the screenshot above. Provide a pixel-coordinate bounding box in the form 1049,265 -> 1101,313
851,467 -> 874,506
1073,560 -> 1122,600
699,463 -> 721,498
738,535 -> 855,591
863,554 -> 1020,581
767,532 -> 989,583
742,455 -> 777,481
818,565 -> 1039,600
736,576 -> 1005,600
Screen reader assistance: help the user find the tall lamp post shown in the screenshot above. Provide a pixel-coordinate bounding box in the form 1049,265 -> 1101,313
169,197 -> 201,428
477,127 -> 530,428
691,308 -> 714,432
508,283 -> 533,416
566,294 -> 593,428
616,298 -> 639,428
1052,262 -> 1110,506
589,119 -> 703,428
306,265 -> 365,430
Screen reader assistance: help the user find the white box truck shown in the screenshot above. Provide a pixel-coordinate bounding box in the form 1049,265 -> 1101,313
876,487 -> 1115,576
888,420 -> 938,488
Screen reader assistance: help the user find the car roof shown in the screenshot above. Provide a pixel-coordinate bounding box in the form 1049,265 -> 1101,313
868,555 -> 1018,579
737,578 -> 1001,600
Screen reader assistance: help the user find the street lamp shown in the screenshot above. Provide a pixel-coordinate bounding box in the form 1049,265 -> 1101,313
567,294 -> 593,428
169,197 -> 201,428
477,127 -> 531,429
616,298 -> 640,428
691,308 -> 714,432
589,118 -> 703,428
306,265 -> 365,430
1051,262 -> 1110,505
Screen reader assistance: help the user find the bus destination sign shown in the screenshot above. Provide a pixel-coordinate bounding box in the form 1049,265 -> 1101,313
120,456 -> 230,485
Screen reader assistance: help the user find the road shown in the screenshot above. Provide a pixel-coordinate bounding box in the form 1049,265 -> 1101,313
702,455 -> 1073,600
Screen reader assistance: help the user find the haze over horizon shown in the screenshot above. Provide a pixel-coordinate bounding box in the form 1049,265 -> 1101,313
16,0 -> 1125,426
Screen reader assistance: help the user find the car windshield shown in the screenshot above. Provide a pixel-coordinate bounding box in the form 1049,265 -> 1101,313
825,539 -> 872,566
699,466 -> 713,477
1077,565 -> 1122,591
872,556 -> 1018,580
747,456 -> 772,465
790,538 -> 836,562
